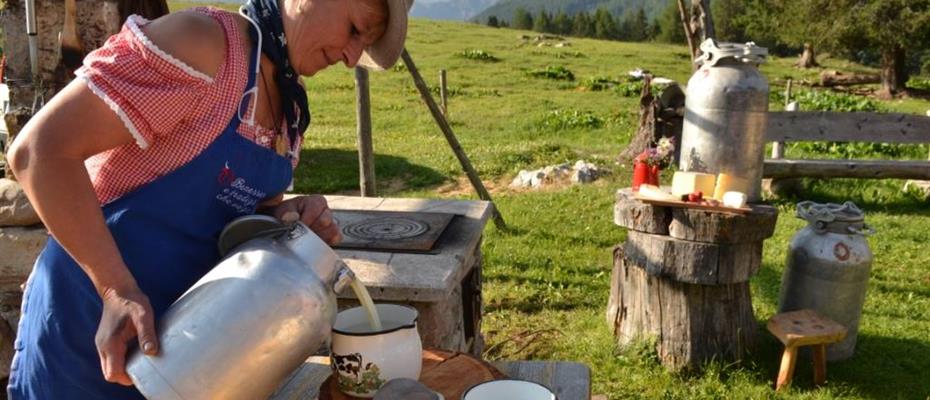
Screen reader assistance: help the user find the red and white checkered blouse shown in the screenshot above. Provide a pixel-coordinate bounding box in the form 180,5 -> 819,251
77,7 -> 300,205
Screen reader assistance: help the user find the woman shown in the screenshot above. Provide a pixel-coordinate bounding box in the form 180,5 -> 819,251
5,0 -> 412,397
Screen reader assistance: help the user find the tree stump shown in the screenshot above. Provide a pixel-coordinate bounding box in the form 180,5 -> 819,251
608,188 -> 778,370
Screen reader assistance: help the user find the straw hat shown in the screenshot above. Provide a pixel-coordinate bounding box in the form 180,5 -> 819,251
358,0 -> 414,70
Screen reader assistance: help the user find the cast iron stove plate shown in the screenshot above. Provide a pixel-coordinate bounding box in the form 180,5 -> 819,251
332,210 -> 455,252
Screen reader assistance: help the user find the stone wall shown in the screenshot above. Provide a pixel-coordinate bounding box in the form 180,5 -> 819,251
1,0 -> 122,177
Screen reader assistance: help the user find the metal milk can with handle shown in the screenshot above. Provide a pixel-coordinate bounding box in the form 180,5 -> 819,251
127,215 -> 355,399
679,39 -> 769,201
778,201 -> 874,361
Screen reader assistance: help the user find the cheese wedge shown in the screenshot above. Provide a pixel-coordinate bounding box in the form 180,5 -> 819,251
713,174 -> 751,200
638,184 -> 679,201
671,171 -> 717,197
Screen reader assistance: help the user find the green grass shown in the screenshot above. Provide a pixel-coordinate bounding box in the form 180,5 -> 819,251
171,4 -> 930,398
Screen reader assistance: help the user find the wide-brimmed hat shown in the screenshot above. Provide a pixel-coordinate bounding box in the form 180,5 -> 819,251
358,0 -> 414,70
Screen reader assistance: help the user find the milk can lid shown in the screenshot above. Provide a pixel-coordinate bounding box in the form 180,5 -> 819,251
696,39 -> 768,67
217,214 -> 287,257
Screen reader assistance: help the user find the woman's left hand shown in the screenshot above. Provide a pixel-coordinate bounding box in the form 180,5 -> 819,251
271,195 -> 342,245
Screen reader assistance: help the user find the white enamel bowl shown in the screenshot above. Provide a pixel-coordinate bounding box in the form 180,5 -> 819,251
462,379 -> 557,400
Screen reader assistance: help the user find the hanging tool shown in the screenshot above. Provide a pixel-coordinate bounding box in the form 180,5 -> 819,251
25,0 -> 45,112
60,0 -> 85,71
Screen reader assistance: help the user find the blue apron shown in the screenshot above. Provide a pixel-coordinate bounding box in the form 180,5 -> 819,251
8,42 -> 293,399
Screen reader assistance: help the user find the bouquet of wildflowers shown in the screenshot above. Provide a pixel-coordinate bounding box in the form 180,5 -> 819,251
636,137 -> 675,168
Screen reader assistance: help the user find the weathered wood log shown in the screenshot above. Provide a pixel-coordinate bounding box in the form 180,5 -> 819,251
764,159 -> 930,180
766,111 -> 930,144
623,231 -> 761,285
608,248 -> 755,370
617,75 -> 658,164
796,43 -> 820,68
614,188 -> 671,235
818,70 -> 879,87
669,204 -> 778,244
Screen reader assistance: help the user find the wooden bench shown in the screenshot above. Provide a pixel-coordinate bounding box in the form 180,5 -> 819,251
764,111 -> 930,180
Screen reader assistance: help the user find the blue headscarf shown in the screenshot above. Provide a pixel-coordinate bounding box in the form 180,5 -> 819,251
241,0 -> 310,154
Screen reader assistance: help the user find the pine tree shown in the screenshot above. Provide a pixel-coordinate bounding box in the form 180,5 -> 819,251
656,0 -> 686,43
593,8 -> 618,40
572,11 -> 594,38
513,7 -> 534,30
487,15 -> 500,28
534,9 -> 554,33
553,11 -> 572,35
620,7 -> 650,41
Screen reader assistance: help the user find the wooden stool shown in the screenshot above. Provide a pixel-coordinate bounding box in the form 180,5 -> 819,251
767,309 -> 847,391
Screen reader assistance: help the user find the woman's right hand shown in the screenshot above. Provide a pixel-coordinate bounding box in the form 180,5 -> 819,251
95,284 -> 159,386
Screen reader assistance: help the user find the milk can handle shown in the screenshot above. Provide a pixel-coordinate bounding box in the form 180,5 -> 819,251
848,224 -> 876,236
796,201 -> 835,223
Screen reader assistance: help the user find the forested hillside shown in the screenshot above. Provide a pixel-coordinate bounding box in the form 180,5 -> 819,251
473,0 -> 663,24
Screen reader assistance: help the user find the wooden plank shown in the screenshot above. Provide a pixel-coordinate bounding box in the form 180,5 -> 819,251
763,159 -> 930,179
766,111 -> 930,144
493,361 -> 591,400
320,349 -> 505,400
634,195 -> 752,215
767,310 -> 847,348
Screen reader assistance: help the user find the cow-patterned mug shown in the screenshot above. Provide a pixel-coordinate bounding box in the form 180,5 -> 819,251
331,304 -> 422,397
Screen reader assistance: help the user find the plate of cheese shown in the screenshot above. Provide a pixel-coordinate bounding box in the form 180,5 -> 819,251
634,171 -> 752,214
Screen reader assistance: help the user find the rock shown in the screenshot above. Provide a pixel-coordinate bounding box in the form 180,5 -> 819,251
904,180 -> 930,200
511,161 -> 600,188
0,317 -> 14,379
554,41 -> 571,47
652,77 -> 676,86
0,178 -> 40,226
571,160 -> 599,183
0,225 -> 47,290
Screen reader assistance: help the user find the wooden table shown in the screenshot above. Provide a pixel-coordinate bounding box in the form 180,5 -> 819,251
271,356 -> 591,400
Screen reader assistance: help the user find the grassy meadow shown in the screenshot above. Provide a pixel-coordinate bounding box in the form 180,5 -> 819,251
172,4 -> 930,399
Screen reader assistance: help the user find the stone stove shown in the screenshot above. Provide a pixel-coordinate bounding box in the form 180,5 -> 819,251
322,196 -> 492,355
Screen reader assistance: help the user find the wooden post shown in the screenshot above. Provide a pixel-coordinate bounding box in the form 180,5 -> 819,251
676,0 -> 697,63
354,67 -> 376,197
772,79 -> 792,159
401,49 -> 506,231
439,69 -> 448,116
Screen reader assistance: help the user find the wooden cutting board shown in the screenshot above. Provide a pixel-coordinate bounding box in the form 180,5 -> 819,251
319,349 -> 506,399
634,195 -> 752,215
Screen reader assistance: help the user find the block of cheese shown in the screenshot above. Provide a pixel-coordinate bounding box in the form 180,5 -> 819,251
671,171 -> 717,197
722,191 -> 747,208
638,184 -> 679,201
713,174 -> 751,200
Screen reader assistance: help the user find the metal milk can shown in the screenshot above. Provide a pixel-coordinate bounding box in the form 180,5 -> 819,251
679,39 -> 770,201
127,215 -> 355,399
778,201 -> 875,361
